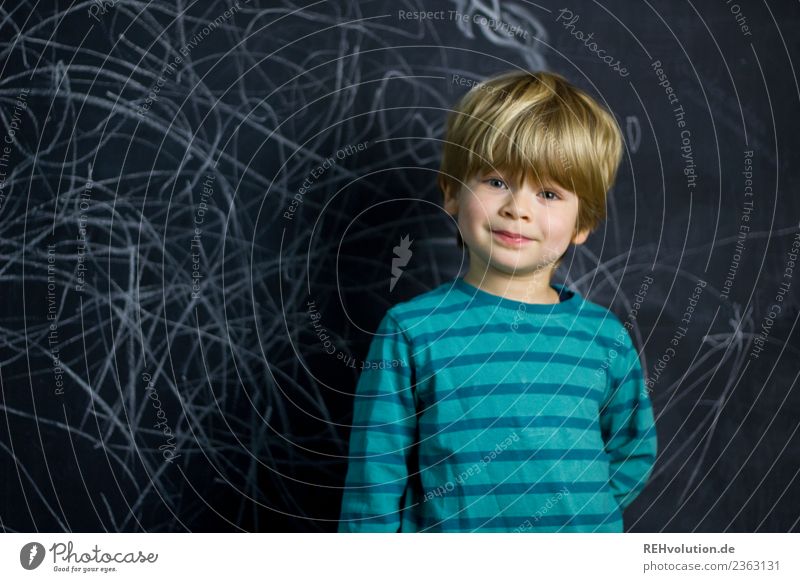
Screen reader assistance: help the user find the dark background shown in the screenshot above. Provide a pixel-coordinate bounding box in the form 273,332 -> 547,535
0,0 -> 798,532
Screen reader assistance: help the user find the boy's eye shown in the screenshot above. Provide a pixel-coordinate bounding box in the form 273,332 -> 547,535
485,177 -> 508,189
481,178 -> 562,200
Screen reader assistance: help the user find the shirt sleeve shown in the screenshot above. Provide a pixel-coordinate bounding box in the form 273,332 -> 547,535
338,311 -> 417,532
599,328 -> 658,512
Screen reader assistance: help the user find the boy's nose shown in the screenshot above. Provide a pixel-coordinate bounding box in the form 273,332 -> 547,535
500,194 -> 533,221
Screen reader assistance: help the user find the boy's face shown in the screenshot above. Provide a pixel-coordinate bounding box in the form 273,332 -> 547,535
442,171 -> 590,285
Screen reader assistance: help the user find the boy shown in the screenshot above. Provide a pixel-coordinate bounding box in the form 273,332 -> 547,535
338,70 -> 657,532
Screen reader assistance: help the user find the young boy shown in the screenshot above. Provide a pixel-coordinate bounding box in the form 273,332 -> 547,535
338,70 -> 657,532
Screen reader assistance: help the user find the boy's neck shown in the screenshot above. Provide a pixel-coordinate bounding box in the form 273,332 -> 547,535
462,266 -> 560,305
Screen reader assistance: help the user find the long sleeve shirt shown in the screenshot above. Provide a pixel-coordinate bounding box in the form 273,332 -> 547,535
338,277 -> 658,532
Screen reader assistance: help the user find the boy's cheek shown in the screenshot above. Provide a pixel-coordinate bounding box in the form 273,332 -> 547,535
452,199 -> 488,223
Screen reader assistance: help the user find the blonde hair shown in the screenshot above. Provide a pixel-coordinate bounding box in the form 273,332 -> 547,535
439,70 -> 623,248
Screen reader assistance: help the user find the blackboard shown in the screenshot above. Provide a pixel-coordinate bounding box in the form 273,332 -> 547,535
1,0 -> 798,532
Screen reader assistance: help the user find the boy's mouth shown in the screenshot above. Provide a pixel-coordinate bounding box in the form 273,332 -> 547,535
491,229 -> 534,246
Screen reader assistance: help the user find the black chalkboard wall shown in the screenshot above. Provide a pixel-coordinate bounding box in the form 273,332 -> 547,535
0,0 -> 798,533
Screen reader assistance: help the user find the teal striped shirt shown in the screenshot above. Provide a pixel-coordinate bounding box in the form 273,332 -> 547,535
338,277 -> 657,532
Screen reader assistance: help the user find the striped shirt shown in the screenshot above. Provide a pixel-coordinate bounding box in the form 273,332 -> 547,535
338,277 -> 658,532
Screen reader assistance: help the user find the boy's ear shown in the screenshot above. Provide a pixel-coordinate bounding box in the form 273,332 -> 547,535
440,175 -> 459,216
571,227 -> 591,246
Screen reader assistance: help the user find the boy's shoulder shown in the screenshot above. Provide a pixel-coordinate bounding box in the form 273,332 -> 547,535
384,279 -> 458,323
577,293 -> 636,350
